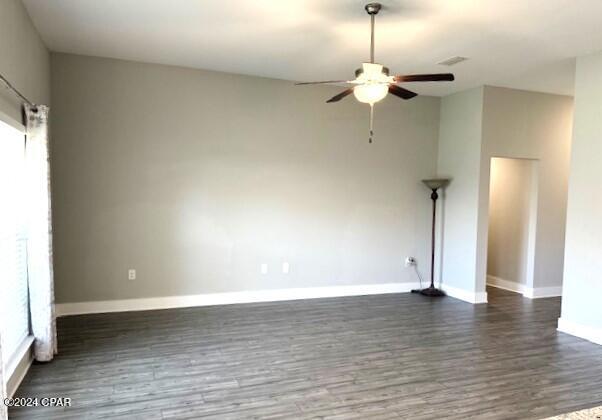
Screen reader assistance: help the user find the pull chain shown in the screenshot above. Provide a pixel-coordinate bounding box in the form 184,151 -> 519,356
369,104 -> 374,143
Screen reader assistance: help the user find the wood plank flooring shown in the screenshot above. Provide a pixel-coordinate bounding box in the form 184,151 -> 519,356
9,287 -> 602,419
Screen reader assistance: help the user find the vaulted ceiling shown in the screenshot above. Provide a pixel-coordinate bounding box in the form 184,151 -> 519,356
22,0 -> 602,96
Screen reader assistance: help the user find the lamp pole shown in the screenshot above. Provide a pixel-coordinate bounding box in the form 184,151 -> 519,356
412,179 -> 450,297
429,188 -> 438,290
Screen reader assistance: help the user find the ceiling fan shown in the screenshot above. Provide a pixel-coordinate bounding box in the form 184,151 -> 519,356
296,2 -> 455,143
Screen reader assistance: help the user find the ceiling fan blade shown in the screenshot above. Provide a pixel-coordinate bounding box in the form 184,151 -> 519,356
326,88 -> 354,103
388,85 -> 418,100
295,80 -> 349,85
393,73 -> 455,83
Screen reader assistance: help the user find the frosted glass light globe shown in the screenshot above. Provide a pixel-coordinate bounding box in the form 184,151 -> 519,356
353,83 -> 388,104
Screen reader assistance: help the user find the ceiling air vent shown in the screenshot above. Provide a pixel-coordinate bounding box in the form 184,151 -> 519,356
437,56 -> 468,66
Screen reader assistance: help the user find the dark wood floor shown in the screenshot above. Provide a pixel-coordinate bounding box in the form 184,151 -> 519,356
10,287 -> 602,419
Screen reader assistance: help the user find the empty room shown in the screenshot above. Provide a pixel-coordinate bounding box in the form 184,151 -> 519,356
1,0 -> 602,419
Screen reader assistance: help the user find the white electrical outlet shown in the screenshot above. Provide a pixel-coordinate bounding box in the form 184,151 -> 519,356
282,262 -> 290,274
405,257 -> 416,267
260,263 -> 268,275
128,269 -> 136,280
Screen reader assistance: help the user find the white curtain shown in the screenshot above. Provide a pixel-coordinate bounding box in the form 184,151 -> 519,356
24,104 -> 57,362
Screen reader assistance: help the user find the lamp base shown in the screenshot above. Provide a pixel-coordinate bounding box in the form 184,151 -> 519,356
411,287 -> 446,297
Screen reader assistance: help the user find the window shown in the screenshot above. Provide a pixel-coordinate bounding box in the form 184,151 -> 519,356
0,115 -> 30,374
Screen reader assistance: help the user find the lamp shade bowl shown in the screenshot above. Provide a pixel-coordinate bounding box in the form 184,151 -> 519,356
422,178 -> 450,191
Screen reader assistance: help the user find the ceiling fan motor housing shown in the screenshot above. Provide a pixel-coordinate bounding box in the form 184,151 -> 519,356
355,66 -> 389,78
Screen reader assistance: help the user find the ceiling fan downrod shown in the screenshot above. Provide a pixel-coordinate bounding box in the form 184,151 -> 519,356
365,3 -> 381,64
366,3 -> 381,143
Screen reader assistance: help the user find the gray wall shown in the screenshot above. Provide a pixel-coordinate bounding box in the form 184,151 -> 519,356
560,53 -> 602,336
0,0 -> 50,120
50,53 -> 441,303
436,87 -> 484,293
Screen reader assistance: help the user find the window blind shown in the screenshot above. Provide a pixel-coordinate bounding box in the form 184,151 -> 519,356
0,118 -> 30,373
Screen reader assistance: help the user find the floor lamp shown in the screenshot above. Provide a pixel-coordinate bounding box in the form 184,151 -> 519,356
412,178 -> 450,297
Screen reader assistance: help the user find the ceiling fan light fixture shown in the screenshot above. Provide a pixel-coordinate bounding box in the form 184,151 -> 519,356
353,83 -> 388,104
353,62 -> 392,104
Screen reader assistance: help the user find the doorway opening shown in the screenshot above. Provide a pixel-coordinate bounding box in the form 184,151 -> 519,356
486,157 -> 539,297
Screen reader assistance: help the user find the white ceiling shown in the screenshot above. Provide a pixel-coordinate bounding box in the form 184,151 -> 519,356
22,0 -> 602,97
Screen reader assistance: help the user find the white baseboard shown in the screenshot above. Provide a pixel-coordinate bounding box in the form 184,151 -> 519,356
558,318 -> 602,346
523,286 -> 563,298
487,275 -> 562,299
442,285 -> 488,304
487,275 -> 527,294
56,282 -> 424,316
